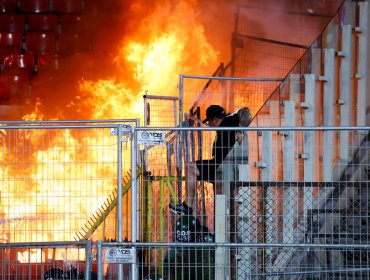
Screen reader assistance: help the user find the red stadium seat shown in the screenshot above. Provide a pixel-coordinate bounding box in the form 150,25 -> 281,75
52,0 -> 82,14
0,32 -> 22,49
2,53 -> 34,76
0,14 -> 25,32
35,54 -> 60,71
57,31 -> 91,54
26,32 -> 56,54
0,32 -> 22,73
0,0 -> 17,13
59,14 -> 84,34
18,0 -> 50,13
0,73 -> 30,105
26,14 -> 58,33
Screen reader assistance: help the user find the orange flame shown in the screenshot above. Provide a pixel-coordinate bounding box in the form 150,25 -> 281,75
2,0 -> 223,253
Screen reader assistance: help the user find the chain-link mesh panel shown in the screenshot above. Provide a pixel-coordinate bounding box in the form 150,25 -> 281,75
144,95 -> 179,127
135,127 -> 370,279
0,121 -> 134,243
0,241 -> 93,279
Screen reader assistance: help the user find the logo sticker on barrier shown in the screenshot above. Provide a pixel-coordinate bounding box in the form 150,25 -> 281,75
105,247 -> 136,263
138,131 -> 165,145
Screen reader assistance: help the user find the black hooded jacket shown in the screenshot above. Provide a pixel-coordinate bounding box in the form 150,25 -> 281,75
212,113 -> 239,164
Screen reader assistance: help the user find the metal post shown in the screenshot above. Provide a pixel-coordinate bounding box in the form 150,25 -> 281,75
215,194 -> 226,280
262,131 -> 274,277
178,74 -> 184,127
303,74 -> 315,217
117,125 -> 123,280
84,240 -> 92,280
143,93 -> 149,127
339,25 -> 353,161
356,2 -> 368,126
97,240 -> 103,280
303,74 -> 315,182
131,126 -> 138,280
283,101 -> 296,244
322,48 -> 335,181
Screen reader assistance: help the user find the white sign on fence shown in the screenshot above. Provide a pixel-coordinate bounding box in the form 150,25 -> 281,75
105,247 -> 136,264
137,131 -> 165,145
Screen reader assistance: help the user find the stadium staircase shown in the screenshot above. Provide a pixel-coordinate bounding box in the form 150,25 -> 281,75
226,1 -> 370,279
74,1 -> 370,278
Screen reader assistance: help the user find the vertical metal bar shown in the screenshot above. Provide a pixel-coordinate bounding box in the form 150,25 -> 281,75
311,47 -> 322,184
283,101 -> 295,244
135,119 -> 140,248
84,240 -> 92,280
176,131 -> 183,204
303,74 -> 315,218
97,241 -> 103,280
284,101 -> 296,181
221,163 -> 232,278
147,180 -> 153,242
356,2 -> 368,126
262,131 -> 274,276
144,94 -> 148,127
323,48 -> 335,181
215,194 -> 226,280
339,25 -> 352,161
131,125 -> 138,280
173,99 -> 178,128
179,74 -> 184,127
303,74 -> 315,181
117,126 -> 123,241
230,6 -> 240,78
158,177 -> 165,276
117,125 -> 123,280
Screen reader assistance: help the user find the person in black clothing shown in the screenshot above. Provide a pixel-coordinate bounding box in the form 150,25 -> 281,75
170,104 -> 251,215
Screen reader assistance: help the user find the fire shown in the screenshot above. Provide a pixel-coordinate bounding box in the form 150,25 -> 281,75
124,33 -> 185,94
22,98 -> 44,121
78,79 -> 142,119
79,0 -> 219,120
1,0 -> 223,253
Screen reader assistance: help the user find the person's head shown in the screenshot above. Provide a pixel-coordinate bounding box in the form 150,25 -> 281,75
203,105 -> 226,127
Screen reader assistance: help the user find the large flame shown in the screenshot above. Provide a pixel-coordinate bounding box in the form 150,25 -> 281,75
79,0 -> 219,121
1,0 -> 224,255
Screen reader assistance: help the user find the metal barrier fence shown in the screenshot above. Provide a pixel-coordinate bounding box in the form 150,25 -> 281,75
0,124 -> 370,279
143,94 -> 179,127
131,126 -> 370,280
179,75 -> 282,125
0,241 -> 93,280
0,120 -> 136,245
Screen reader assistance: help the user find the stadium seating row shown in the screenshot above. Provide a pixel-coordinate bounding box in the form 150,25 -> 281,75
1,0 -> 82,14
0,53 -> 64,105
0,31 -> 91,56
0,0 -> 94,107
0,13 -> 85,33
